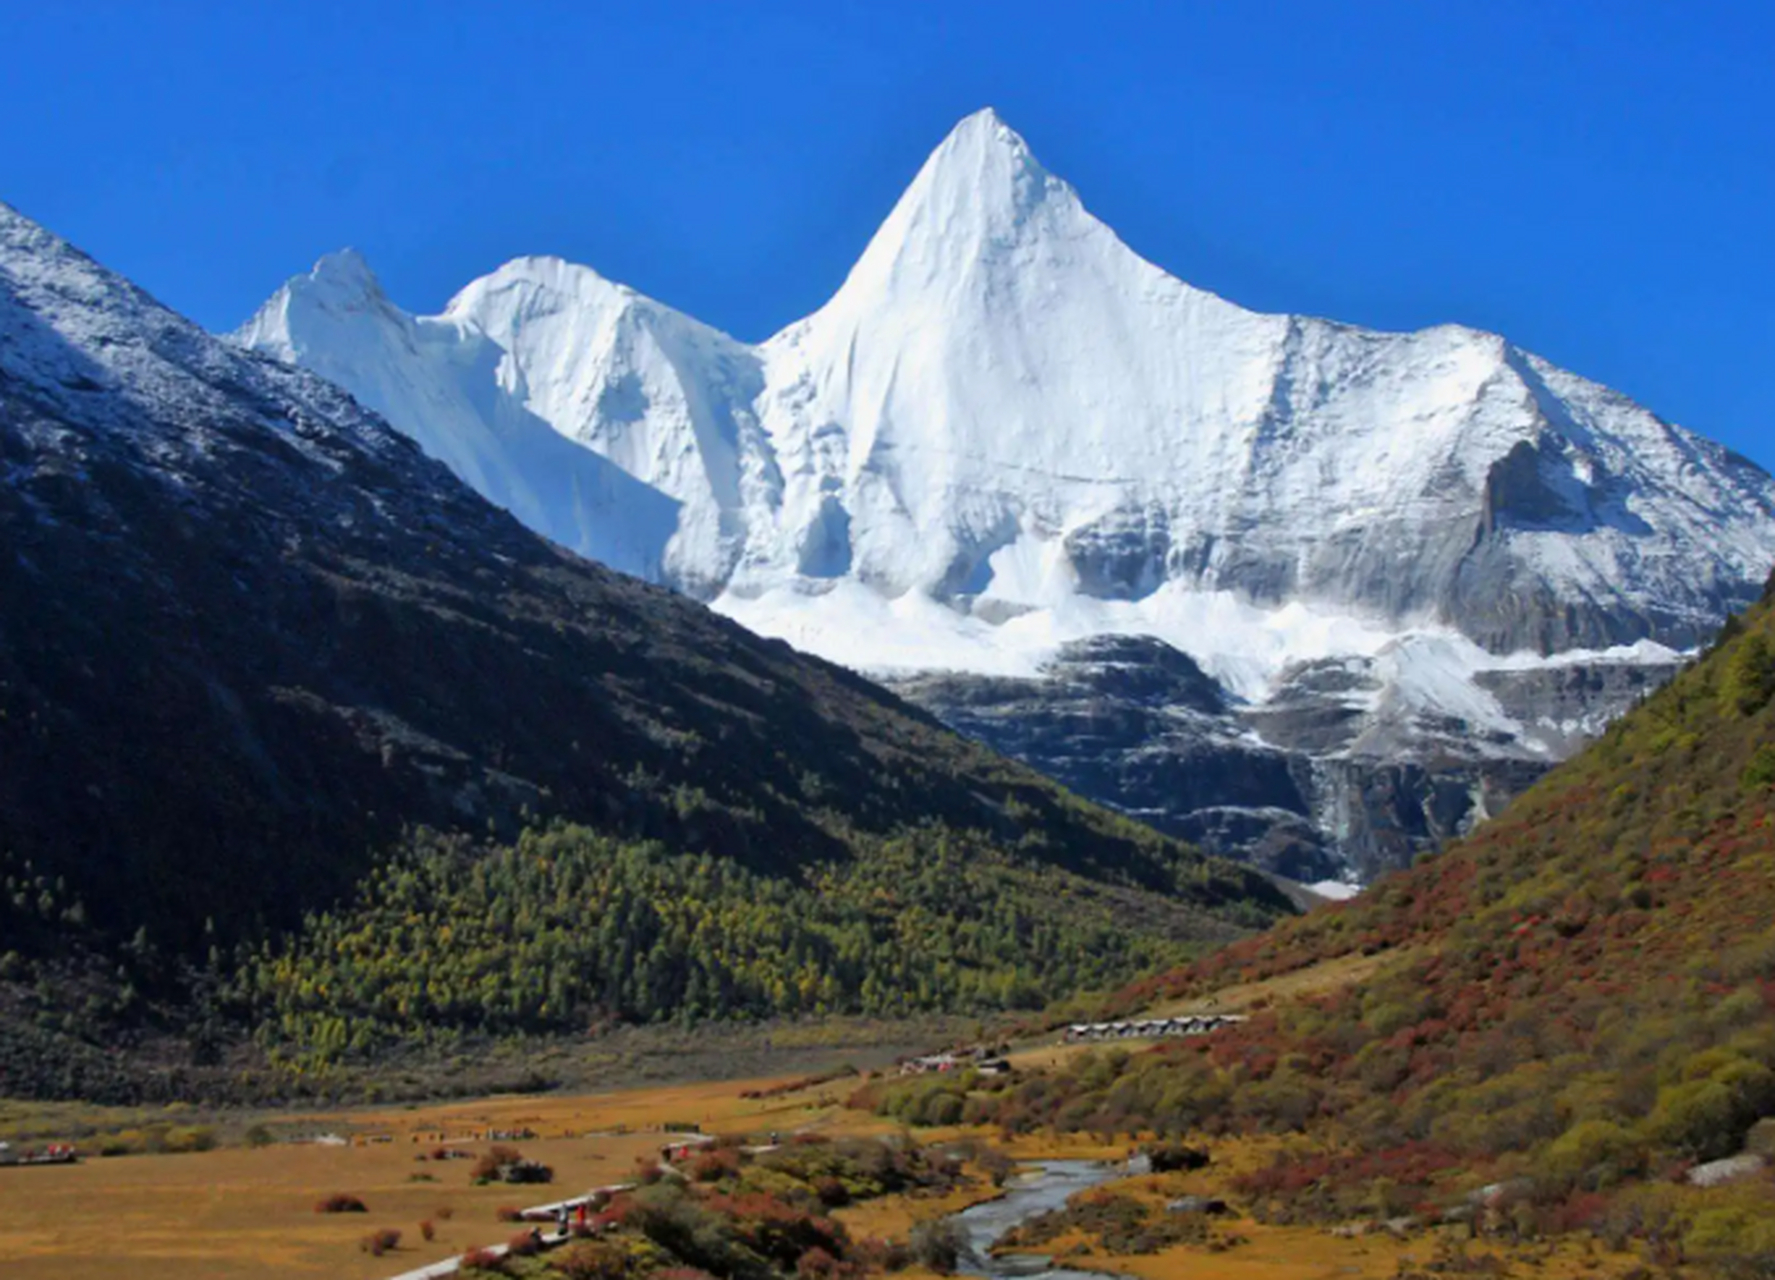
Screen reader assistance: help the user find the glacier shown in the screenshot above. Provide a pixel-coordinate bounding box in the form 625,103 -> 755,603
235,107 -> 1775,879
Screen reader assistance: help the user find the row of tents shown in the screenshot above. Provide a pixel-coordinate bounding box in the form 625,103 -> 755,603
1062,1015 -> 1246,1042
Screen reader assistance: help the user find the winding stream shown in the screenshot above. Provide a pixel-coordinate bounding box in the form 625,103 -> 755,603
953,1159 -> 1136,1280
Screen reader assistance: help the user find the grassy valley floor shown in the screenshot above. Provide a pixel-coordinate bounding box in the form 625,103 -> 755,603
1,964 -> 1680,1280
0,1074 -> 1669,1280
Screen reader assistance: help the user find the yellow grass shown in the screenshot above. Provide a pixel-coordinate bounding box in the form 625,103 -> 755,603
1146,949 -> 1402,1018
834,1179 -> 996,1242
0,1073 -> 849,1280
0,1064 -> 1650,1280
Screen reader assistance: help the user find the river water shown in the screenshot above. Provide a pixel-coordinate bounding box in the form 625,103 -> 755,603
953,1158 -> 1135,1280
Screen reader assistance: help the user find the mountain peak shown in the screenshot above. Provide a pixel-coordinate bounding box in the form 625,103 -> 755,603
444,253 -> 633,321
304,247 -> 386,305
913,106 -> 1055,219
941,105 -> 1027,152
229,248 -> 393,359
807,109 -> 1082,313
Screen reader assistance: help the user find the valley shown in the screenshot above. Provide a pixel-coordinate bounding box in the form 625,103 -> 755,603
0,957 -> 1671,1280
2,82 -> 1773,1280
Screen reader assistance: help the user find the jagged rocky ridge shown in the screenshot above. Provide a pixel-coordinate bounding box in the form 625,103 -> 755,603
237,109 -> 1775,879
0,200 -> 1286,971
885,637 -> 1671,883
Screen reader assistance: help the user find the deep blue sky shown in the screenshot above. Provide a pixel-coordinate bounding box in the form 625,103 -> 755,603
5,2 -> 1771,465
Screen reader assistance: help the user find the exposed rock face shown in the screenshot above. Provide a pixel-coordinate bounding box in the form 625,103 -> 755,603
889,635 -> 1681,882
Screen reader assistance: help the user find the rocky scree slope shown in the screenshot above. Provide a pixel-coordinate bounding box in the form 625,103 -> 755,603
238,109 -> 1775,880
0,203 -> 1289,1082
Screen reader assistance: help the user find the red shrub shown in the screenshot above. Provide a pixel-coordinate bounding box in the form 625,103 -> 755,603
797,1245 -> 858,1279
507,1228 -> 545,1257
495,1205 -> 523,1223
472,1144 -> 526,1183
314,1193 -> 367,1213
702,1191 -> 849,1268
1547,1190 -> 1610,1235
419,1219 -> 436,1242
459,1245 -> 508,1274
554,1241 -> 632,1280
359,1227 -> 403,1256
687,1147 -> 743,1182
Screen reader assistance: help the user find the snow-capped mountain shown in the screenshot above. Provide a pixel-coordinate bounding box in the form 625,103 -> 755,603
236,108 -> 1775,880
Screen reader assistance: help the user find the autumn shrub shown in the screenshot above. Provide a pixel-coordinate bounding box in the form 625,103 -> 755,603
851,1236 -> 912,1272
687,1147 -> 743,1182
1645,1054 -> 1775,1161
870,1072 -> 975,1127
1146,1141 -> 1210,1173
359,1227 -> 402,1256
704,1190 -> 850,1271
1540,1120 -> 1650,1190
436,1205 -> 455,1220
620,1184 -> 756,1278
507,1228 -> 545,1257
907,1218 -> 969,1275
315,1193 -> 367,1213
495,1205 -> 523,1223
998,1190 -> 1188,1255
553,1240 -> 633,1280
796,1245 -> 858,1279
419,1219 -> 436,1242
472,1144 -> 524,1183
138,1124 -> 217,1154
459,1245 -> 507,1274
